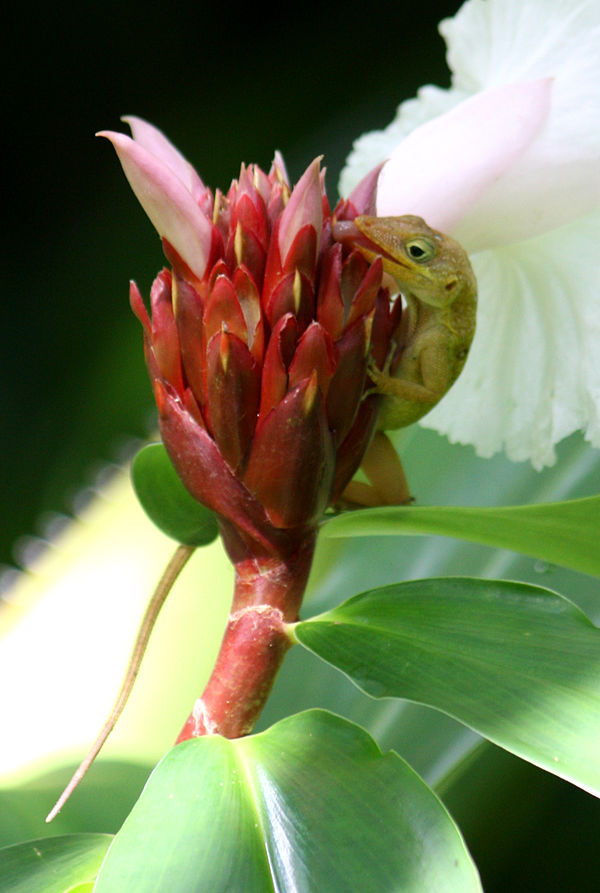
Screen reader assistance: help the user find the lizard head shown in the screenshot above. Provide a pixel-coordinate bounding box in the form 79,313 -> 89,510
346,215 -> 476,309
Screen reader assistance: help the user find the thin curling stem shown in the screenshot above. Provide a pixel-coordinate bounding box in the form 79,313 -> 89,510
46,543 -> 195,823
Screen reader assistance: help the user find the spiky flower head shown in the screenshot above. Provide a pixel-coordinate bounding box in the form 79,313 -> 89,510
100,120 -> 395,561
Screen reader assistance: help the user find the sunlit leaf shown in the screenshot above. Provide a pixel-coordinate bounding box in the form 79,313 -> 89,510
294,578 -> 600,796
131,443 -> 218,546
0,834 -> 112,893
93,710 -> 481,892
322,497 -> 600,577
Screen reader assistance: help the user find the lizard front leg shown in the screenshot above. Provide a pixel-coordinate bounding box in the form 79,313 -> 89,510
372,334 -> 457,431
368,359 -> 439,405
344,340 -> 455,508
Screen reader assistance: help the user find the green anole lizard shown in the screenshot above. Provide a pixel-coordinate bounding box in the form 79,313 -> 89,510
341,214 -> 477,506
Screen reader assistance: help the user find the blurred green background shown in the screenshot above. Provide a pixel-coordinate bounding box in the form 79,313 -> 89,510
3,2 -> 600,890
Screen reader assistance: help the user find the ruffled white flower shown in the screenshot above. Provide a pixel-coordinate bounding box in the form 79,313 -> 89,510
340,0 -> 600,468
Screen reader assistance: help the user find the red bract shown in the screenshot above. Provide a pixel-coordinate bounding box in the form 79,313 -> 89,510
121,149 -> 393,555
101,120 -> 397,739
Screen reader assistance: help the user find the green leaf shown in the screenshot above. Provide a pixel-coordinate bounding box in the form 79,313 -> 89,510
294,578 -> 600,796
322,497 -> 600,577
0,834 -> 112,893
131,443 -> 218,546
93,710 -> 481,892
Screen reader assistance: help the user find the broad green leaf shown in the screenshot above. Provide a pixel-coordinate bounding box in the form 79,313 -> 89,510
293,579 -> 600,796
322,497 -> 600,578
0,834 -> 112,893
131,443 -> 218,546
260,434 -> 600,799
94,710 -> 481,892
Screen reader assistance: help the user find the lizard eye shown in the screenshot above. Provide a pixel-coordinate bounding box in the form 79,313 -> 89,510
405,238 -> 437,263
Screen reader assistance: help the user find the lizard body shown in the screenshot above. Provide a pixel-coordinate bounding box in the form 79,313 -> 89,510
353,215 -> 477,430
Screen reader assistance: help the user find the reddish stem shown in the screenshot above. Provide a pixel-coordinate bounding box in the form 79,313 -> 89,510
176,523 -> 316,742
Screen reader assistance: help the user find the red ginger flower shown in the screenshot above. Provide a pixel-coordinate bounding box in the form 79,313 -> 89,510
102,120 -> 394,555
99,119 -> 395,739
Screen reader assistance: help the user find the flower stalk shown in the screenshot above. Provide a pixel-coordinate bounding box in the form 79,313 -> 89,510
176,521 -> 316,741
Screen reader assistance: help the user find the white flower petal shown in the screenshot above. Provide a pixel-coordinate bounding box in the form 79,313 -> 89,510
98,130 -> 212,281
452,151 -> 599,253
339,84 -> 464,199
341,0 -> 600,250
442,0 -> 599,94
123,115 -> 206,202
375,79 -> 552,238
443,0 -> 600,249
420,209 -> 600,468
